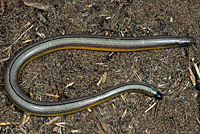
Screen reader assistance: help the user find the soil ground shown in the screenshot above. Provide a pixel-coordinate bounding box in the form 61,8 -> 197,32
0,0 -> 200,134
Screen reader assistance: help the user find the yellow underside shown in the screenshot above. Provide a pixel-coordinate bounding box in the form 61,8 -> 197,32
16,45 -> 169,116
14,90 -> 153,116
19,45 -> 174,75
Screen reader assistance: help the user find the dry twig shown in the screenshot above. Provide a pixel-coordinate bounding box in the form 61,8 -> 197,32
145,102 -> 157,113
188,67 -> 196,86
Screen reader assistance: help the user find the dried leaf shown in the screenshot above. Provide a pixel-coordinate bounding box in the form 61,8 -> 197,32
24,1 -> 55,11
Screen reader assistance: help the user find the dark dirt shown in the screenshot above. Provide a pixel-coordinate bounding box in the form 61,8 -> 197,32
0,0 -> 200,134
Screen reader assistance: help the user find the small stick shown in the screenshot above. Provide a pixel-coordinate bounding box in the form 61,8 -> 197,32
145,102 -> 156,113
0,122 -> 19,126
193,63 -> 200,79
196,117 -> 200,125
188,67 -> 196,86
41,116 -> 61,128
0,57 -> 10,63
15,25 -> 34,43
3,25 -> 34,53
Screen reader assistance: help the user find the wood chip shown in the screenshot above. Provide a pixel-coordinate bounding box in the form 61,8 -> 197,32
44,93 -> 60,99
133,70 -> 142,82
188,67 -> 196,86
106,17 -> 111,20
65,81 -> 75,88
1,0 -> 4,9
0,122 -> 19,126
193,63 -> 200,79
86,4 -> 92,8
29,91 -> 34,99
112,103 -> 116,110
41,116 -> 61,128
22,22 -> 31,29
121,109 -> 127,120
157,84 -> 166,88
54,122 -> 68,127
87,108 -> 92,112
23,39 -> 33,44
71,129 -> 81,133
120,94 -> 126,103
196,117 -> 200,125
22,113 -> 31,125
36,32 -> 46,38
97,72 -> 107,86
0,57 -> 10,62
